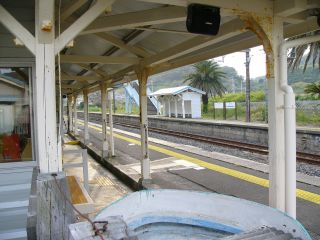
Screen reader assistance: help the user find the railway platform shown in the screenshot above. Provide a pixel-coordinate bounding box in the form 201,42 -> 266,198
71,121 -> 320,239
62,135 -> 132,217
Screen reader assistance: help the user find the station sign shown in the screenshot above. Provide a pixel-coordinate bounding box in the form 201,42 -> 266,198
214,102 -> 236,109
226,102 -> 236,109
214,102 -> 224,109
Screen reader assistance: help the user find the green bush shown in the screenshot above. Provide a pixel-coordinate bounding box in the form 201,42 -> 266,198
209,91 -> 266,103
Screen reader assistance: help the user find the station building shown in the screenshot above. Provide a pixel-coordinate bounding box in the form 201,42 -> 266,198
151,86 -> 205,118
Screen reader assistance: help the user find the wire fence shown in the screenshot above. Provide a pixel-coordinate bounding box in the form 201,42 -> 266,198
206,100 -> 320,126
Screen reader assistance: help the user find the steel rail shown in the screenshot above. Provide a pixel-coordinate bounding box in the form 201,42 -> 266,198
113,121 -> 320,165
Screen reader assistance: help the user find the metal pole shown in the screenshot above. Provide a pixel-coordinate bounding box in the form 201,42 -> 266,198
245,49 -> 251,122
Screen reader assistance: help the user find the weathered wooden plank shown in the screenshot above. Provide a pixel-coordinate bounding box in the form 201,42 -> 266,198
27,167 -> 39,240
36,172 -> 75,240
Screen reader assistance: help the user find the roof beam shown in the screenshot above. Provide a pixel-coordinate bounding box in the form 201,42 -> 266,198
80,6 -> 186,35
275,0 -> 308,17
141,19 -> 245,67
59,0 -> 88,22
95,33 -> 151,58
129,27 -> 197,36
153,17 -> 320,75
55,0 -> 115,55
60,73 -> 103,81
59,84 -> 81,89
77,63 -> 108,77
0,4 -> 35,55
60,55 -> 140,64
135,0 -> 273,15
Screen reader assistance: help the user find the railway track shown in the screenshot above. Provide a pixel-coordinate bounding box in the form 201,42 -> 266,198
113,121 -> 320,165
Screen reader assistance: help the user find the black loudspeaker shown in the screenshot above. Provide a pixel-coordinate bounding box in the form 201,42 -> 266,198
186,4 -> 221,36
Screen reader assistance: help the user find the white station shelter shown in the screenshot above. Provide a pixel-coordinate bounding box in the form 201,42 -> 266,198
151,86 -> 205,118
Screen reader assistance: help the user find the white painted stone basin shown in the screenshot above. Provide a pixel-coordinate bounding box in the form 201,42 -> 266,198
95,189 -> 311,239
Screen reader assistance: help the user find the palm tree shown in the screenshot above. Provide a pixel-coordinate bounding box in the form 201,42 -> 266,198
184,60 -> 226,113
305,82 -> 320,99
288,30 -> 320,72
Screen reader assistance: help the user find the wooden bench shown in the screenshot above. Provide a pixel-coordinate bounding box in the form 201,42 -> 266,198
67,175 -> 94,215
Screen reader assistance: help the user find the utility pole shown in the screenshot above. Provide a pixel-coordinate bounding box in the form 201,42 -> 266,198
245,49 -> 251,122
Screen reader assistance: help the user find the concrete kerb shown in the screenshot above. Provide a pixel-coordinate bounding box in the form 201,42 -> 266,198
67,132 -> 144,191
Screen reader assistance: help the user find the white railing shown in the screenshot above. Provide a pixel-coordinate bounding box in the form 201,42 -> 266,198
124,83 -> 140,106
124,82 -> 160,112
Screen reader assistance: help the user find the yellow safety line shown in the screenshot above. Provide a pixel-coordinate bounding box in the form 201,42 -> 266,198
82,122 -> 320,205
65,140 -> 80,145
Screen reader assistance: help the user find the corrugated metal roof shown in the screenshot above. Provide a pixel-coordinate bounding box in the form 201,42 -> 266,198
1,0 -> 319,95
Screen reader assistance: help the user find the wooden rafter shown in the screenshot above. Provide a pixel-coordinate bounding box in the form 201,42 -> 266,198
0,4 -> 35,55
95,33 -> 151,58
81,6 -> 186,35
141,18 -> 245,67
76,63 -> 108,77
55,0 -> 115,54
60,73 -> 102,81
60,55 -> 140,64
59,0 -> 88,22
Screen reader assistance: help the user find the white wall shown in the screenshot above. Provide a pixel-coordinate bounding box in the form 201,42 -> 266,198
182,92 -> 202,118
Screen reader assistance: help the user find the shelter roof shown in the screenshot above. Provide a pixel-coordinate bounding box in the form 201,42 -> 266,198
0,0 -> 319,95
151,86 -> 205,96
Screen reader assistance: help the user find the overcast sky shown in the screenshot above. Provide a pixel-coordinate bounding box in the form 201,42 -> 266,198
215,45 -> 266,79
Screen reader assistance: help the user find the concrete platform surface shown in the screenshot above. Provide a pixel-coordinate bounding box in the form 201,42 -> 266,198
72,122 -> 320,239
62,136 -> 132,217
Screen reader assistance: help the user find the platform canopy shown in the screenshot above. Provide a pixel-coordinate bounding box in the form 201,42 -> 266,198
0,0 -> 319,94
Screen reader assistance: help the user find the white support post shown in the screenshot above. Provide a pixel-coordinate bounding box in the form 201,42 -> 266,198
182,97 -> 185,119
157,99 -> 161,115
108,90 -> 115,157
168,99 -> 171,117
136,68 -> 151,182
83,89 -> 89,144
162,98 -> 166,116
35,0 -> 61,173
174,98 -> 178,118
101,83 -> 108,158
266,17 -> 286,212
68,95 -> 73,132
73,94 -> 78,136
82,149 -> 89,192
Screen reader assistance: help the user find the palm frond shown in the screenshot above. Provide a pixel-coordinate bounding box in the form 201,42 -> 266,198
288,30 -> 320,72
304,82 -> 320,99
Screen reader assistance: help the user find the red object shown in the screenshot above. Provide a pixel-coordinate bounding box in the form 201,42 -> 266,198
3,134 -> 21,161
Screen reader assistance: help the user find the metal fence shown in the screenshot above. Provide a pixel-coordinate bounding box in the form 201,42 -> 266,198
211,100 -> 320,124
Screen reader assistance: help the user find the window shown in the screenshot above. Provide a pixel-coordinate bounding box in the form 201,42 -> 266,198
0,67 -> 33,162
